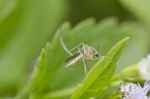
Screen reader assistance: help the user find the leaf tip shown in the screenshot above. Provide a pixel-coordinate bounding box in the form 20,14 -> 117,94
41,48 -> 46,58
41,48 -> 45,53
124,37 -> 130,40
118,37 -> 130,46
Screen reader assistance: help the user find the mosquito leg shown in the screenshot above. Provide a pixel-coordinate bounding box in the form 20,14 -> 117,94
69,43 -> 85,52
60,35 -> 85,56
79,43 -> 88,74
82,57 -> 87,75
78,47 -> 87,74
60,36 -> 73,56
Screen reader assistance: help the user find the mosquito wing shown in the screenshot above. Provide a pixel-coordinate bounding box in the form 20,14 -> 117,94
65,53 -> 82,67
65,53 -> 80,62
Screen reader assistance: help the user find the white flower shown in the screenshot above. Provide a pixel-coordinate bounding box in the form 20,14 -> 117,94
138,54 -> 150,80
120,81 -> 150,99
147,55 -> 150,61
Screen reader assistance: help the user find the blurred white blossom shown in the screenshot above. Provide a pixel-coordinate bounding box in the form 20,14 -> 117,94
120,81 -> 150,99
138,54 -> 150,80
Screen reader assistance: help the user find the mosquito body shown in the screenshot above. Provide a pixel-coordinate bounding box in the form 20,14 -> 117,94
60,37 -> 99,74
65,44 -> 99,67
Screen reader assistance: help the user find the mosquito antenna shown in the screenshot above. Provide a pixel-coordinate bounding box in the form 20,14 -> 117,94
59,28 -> 73,56
99,41 -> 104,59
100,42 -> 103,54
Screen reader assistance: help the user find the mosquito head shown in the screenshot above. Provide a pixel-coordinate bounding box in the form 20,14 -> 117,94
95,53 -> 99,57
91,47 -> 99,58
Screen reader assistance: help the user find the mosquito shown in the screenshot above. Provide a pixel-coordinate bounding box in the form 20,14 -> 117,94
60,37 -> 99,74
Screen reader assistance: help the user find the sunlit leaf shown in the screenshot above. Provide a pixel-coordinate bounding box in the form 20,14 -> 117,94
71,37 -> 129,99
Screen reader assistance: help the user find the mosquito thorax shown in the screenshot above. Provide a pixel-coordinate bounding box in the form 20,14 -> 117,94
81,44 -> 99,60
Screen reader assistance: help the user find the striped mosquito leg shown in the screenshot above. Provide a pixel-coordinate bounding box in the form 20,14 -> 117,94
65,54 -> 82,67
78,47 -> 87,74
60,36 -> 73,56
82,57 -> 87,74
69,43 -> 85,52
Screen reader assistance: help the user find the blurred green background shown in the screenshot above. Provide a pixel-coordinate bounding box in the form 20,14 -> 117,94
0,0 -> 150,98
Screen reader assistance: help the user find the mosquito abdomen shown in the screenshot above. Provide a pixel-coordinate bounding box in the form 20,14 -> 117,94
65,54 -> 82,67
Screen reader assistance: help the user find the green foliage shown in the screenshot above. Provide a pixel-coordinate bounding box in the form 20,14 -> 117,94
1,0 -> 150,98
16,32 -> 129,99
71,37 -> 129,99
1,17 -> 149,98
13,18 -> 129,98
0,0 -> 67,95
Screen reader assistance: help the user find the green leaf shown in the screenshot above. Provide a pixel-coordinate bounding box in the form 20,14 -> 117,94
71,37 -> 129,99
15,48 -> 47,99
41,88 -> 75,99
15,18 -> 146,98
40,18 -> 147,92
16,22 -> 71,98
